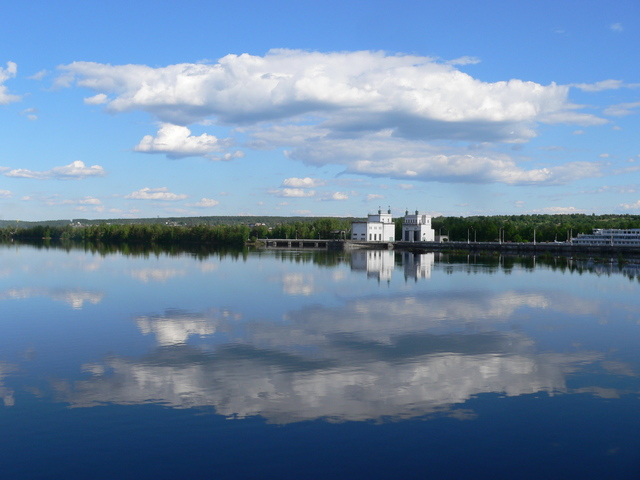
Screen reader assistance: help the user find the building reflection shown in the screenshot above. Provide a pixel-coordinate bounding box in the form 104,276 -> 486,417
350,250 -> 395,282
402,252 -> 434,280
350,250 -> 435,282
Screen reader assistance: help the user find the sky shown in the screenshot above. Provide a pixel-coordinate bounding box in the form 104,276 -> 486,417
1,0 -> 639,221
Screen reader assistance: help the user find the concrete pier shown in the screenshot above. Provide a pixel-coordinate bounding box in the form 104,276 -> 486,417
261,238 -> 640,257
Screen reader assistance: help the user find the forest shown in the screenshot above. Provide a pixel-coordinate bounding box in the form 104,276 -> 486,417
429,214 -> 640,243
0,223 -> 251,246
1,213 -> 639,245
0,217 -> 353,246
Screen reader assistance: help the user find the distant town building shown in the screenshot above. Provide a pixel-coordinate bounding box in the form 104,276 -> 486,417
401,210 -> 435,242
351,208 -> 395,242
572,229 -> 640,246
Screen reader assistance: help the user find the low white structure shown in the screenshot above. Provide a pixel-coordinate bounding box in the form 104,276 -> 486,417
351,208 -> 395,242
402,210 -> 435,242
572,229 -> 640,246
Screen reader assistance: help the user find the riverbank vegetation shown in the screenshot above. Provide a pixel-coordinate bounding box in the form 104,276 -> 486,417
0,223 -> 251,246
429,214 -> 640,243
0,217 -> 354,246
1,214 -> 639,245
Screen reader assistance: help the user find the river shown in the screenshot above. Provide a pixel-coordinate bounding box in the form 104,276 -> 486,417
1,243 -> 639,478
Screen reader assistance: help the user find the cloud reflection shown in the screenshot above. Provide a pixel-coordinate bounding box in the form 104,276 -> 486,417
280,273 -> 316,296
128,268 -> 186,283
0,363 -> 17,407
53,287 -> 610,423
0,287 -> 103,309
135,308 -> 241,346
55,336 -> 600,423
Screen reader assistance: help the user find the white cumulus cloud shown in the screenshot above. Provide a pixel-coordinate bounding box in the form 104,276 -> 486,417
187,198 -> 220,207
619,200 -> 640,210
268,188 -> 316,198
28,69 -> 48,81
125,187 -> 188,201
603,101 -> 640,117
277,130 -> 599,185
282,177 -> 324,188
134,123 -> 229,159
0,62 -> 20,105
572,80 -> 623,92
0,189 -> 12,198
1,161 -> 106,179
210,150 -> 244,162
84,93 -> 108,105
446,56 -> 481,66
20,108 -> 38,121
77,197 -> 102,205
60,50 -> 602,132
330,192 -> 349,200
532,206 -> 581,214
58,50 -> 608,186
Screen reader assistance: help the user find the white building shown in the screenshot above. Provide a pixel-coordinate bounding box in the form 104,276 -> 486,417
402,210 -> 435,242
572,229 -> 640,246
351,208 -> 395,242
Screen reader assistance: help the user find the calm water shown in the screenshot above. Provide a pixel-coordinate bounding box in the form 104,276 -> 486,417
1,244 -> 640,479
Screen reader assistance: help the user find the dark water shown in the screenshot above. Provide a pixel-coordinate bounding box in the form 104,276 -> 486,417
1,244 -> 640,479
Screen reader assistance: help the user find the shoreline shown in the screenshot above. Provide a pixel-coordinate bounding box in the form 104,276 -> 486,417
262,238 -> 640,258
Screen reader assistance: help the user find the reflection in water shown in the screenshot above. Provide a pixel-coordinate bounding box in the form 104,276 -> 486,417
280,273 -> 316,296
51,287 -> 611,423
55,335 -> 600,423
402,252 -> 434,280
0,287 -> 103,309
350,250 -> 435,282
136,308 -> 241,346
129,268 -> 186,283
279,291 -> 551,343
0,363 -> 16,406
350,250 -> 395,282
4,244 -> 640,478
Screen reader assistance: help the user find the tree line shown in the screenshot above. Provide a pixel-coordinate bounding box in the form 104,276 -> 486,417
430,214 -> 640,243
248,218 -> 352,240
0,217 -> 354,246
0,223 -> 251,246
2,214 -> 639,246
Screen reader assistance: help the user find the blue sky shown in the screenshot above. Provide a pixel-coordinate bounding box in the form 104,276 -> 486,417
1,0 -> 639,221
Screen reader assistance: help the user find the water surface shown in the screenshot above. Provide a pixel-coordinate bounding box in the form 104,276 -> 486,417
1,244 -> 640,478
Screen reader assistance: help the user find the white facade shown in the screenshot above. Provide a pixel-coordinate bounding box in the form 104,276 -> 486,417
402,210 -> 435,242
351,209 -> 395,242
572,229 -> 640,246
